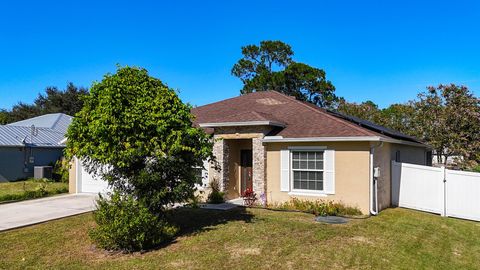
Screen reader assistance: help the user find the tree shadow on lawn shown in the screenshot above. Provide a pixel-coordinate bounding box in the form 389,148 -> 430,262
90,206 -> 255,255
167,206 -> 255,237
133,207 -> 254,252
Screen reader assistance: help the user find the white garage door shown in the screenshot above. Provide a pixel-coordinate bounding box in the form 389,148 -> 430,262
76,158 -> 110,194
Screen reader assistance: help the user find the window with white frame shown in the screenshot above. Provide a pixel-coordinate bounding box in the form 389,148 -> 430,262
193,167 -> 204,185
291,151 -> 324,191
193,160 -> 210,188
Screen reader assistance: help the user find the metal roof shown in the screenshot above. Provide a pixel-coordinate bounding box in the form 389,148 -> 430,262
0,113 -> 72,147
8,113 -> 72,134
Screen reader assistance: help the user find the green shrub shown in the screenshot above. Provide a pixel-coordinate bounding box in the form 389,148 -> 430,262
52,159 -> 69,183
207,178 -> 225,204
24,179 -> 48,198
208,190 -> 225,204
89,191 -> 178,252
186,194 -> 203,208
272,198 -> 362,216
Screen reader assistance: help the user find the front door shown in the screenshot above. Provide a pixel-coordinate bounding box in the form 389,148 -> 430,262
240,149 -> 253,196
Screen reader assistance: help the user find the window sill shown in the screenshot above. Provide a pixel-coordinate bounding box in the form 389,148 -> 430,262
288,191 -> 330,197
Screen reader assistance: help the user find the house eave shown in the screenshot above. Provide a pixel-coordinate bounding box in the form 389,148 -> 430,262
380,137 -> 431,149
262,136 -> 429,148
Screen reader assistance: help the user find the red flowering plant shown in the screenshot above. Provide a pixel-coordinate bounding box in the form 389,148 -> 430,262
241,188 -> 257,207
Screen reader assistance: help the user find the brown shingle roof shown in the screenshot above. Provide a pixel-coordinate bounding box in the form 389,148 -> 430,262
192,91 -> 419,142
210,110 -> 285,125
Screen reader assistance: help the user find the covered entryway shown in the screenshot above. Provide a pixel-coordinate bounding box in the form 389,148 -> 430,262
223,139 -> 253,199
240,149 -> 253,195
198,124 -> 270,201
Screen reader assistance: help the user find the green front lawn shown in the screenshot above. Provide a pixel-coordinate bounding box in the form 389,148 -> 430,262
0,180 -> 68,203
1,207 -> 479,269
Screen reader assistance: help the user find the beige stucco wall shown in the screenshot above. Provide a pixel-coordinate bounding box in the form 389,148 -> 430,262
374,142 -> 429,211
68,159 -> 76,193
265,142 -> 371,214
373,142 -> 391,211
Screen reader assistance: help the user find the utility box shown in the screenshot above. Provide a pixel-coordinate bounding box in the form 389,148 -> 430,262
34,166 -> 53,179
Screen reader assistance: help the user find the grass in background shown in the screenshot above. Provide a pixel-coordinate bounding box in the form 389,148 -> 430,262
0,179 -> 68,203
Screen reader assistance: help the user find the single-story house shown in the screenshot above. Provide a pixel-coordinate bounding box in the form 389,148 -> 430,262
0,113 -> 72,181
191,91 -> 430,214
70,91 -> 430,215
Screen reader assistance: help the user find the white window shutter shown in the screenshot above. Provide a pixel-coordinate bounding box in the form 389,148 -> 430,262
280,149 -> 290,192
324,149 -> 335,194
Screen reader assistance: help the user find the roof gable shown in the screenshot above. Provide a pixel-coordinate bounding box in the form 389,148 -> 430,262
8,113 -> 72,134
1,113 -> 72,147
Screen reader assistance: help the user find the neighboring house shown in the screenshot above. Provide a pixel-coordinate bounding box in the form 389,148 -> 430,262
70,91 -> 430,215
432,150 -> 461,168
0,113 -> 72,181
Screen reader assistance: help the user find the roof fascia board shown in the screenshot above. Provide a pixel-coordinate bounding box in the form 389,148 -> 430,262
262,136 -> 382,143
262,136 -> 429,148
379,137 -> 431,149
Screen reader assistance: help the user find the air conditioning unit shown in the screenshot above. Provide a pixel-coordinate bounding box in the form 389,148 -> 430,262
34,166 -> 53,180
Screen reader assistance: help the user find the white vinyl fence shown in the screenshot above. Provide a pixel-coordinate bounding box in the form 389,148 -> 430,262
392,161 -> 480,222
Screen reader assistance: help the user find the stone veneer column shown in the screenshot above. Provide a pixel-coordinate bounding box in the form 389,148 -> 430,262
252,136 -> 266,195
212,136 -> 229,191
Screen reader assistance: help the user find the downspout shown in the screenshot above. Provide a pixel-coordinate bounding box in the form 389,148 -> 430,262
369,141 -> 383,216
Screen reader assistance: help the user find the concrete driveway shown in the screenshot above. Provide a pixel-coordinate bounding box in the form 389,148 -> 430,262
0,193 -> 97,232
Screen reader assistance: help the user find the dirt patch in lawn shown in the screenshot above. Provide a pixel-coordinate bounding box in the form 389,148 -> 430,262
226,244 -> 261,258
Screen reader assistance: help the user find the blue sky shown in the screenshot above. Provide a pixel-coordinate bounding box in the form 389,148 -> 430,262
0,0 -> 479,109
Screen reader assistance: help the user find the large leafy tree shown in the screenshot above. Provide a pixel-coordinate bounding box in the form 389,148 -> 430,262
232,40 -> 336,108
336,98 -> 381,123
336,84 -> 480,168
337,99 -> 417,136
5,103 -> 40,123
413,84 -> 480,166
0,109 -> 9,125
66,66 -> 213,213
377,103 -> 416,135
2,83 -> 88,123
34,83 -> 88,116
